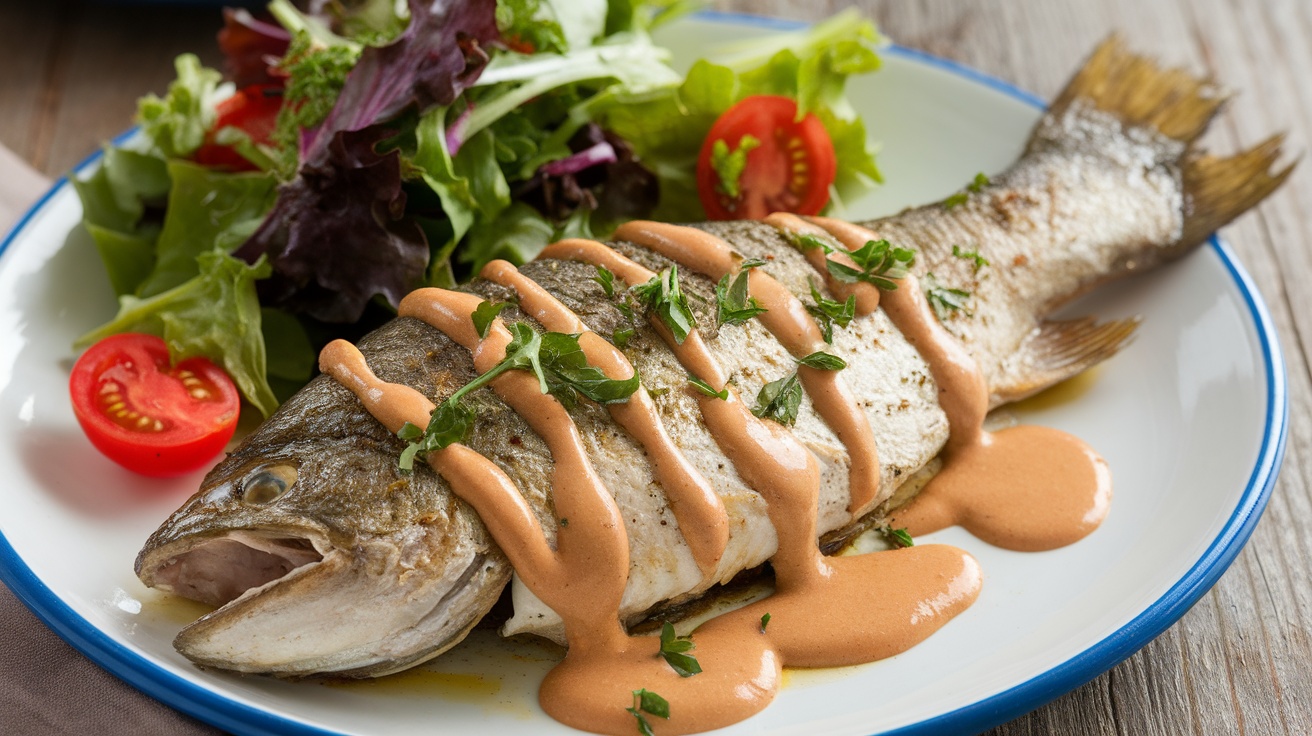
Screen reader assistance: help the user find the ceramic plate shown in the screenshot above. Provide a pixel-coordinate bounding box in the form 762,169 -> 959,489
0,12 -> 1285,736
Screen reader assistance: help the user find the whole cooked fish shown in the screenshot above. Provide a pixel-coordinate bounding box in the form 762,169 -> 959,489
135,38 -> 1289,678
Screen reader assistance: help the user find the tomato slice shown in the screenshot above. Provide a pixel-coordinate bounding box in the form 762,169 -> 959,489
194,84 -> 283,171
696,95 -> 837,220
69,334 -> 241,478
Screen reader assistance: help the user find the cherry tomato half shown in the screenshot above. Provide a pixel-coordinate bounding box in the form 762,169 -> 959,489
69,333 -> 240,478
194,84 -> 283,171
696,95 -> 837,220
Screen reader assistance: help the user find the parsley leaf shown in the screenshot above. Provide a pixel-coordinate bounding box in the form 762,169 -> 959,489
594,265 -> 617,298
627,689 -> 670,736
952,245 -> 990,271
738,257 -> 769,270
631,265 -> 697,344
760,612 -> 771,632
612,325 -> 634,348
942,172 -> 991,209
783,229 -> 836,254
752,372 -> 803,425
710,134 -> 761,198
715,270 -> 768,327
538,331 -> 642,406
399,324 -> 639,468
923,272 -> 972,320
687,374 -> 728,400
941,191 -> 969,209
825,239 -> 915,291
658,622 -> 702,677
472,301 -> 512,339
806,281 -> 856,344
797,351 -> 847,370
879,526 -> 915,548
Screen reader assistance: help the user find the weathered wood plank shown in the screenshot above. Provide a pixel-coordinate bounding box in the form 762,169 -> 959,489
41,0 -> 225,177
0,1 -> 64,166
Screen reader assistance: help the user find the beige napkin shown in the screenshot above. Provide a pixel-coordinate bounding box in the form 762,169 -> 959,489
0,144 -> 221,734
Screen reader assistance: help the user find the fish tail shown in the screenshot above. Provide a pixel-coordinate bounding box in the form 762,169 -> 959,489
1046,34 -> 1227,144
1042,35 -> 1293,253
1180,135 -> 1295,249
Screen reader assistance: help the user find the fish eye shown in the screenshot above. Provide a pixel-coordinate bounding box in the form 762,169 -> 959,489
241,464 -> 298,505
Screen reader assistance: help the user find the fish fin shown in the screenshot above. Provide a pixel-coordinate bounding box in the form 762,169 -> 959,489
1046,34 -> 1228,144
1181,135 -> 1297,249
990,316 -> 1141,406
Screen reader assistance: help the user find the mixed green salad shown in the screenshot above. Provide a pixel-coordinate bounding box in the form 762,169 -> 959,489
73,0 -> 883,419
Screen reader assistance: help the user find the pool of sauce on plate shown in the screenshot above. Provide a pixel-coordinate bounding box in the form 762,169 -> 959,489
318,218 -> 1112,734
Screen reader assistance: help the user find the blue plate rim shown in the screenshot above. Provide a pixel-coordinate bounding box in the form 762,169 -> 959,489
0,12 -> 1287,736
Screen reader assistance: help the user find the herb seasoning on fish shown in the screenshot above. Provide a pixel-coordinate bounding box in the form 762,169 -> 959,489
135,37 -> 1291,735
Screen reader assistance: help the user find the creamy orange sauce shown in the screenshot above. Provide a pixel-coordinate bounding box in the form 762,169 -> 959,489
478,259 -> 728,579
612,220 -> 881,515
318,215 -> 1113,734
806,218 -> 1112,550
542,233 -> 980,699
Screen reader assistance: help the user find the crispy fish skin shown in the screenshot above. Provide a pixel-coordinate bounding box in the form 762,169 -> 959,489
134,38 -> 1290,676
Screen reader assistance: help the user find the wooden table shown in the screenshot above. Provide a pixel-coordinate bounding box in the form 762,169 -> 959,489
3,1 -> 1309,733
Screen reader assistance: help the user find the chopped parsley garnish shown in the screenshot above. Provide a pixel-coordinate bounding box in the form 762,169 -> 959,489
784,229 -> 837,254
631,265 -> 697,345
710,134 -> 761,198
398,322 -> 640,469
687,374 -> 729,400
738,257 -> 769,270
269,32 -> 358,178
593,265 -> 617,298
942,172 -> 991,209
806,281 -> 856,344
658,622 -> 702,677
797,351 -> 847,370
627,689 -> 670,736
611,325 -> 634,349
471,300 -> 512,339
941,191 -> 969,209
715,269 -> 768,327
952,245 -> 990,271
923,272 -> 973,320
879,526 -> 915,548
752,372 -> 803,426
760,612 -> 771,632
825,239 -> 915,291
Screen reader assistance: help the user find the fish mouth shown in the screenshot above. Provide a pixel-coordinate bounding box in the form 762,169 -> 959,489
139,530 -> 326,608
136,526 -> 510,679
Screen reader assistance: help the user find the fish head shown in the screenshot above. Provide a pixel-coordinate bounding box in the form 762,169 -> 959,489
134,377 -> 509,678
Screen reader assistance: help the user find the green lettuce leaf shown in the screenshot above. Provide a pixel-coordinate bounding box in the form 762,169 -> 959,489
77,250 -> 280,417
137,161 -> 277,298
594,10 -> 884,219
136,54 -> 231,160
71,146 -> 170,296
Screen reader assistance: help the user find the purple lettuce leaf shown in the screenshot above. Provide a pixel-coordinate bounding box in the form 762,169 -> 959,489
237,0 -> 500,323
235,126 -> 428,323
301,0 -> 500,163
517,124 -> 659,224
218,8 -> 292,88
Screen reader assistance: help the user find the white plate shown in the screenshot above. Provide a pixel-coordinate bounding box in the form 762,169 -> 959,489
0,12 -> 1286,736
